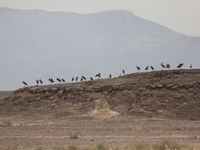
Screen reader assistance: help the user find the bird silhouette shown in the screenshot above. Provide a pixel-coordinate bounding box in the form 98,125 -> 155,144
39,79 -> 43,84
150,66 -> 154,71
75,77 -> 78,81
56,78 -> 61,82
166,64 -> 170,69
49,78 -> 54,83
122,69 -> 125,75
95,73 -> 101,78
177,63 -> 183,69
109,74 -> 112,78
81,75 -> 87,80
61,78 -> 65,82
36,80 -> 39,84
136,66 -> 140,71
145,66 -> 149,71
190,64 -> 192,69
72,77 -> 74,82
161,63 -> 165,69
90,77 -> 93,80
48,78 -> 51,83
22,81 -> 28,86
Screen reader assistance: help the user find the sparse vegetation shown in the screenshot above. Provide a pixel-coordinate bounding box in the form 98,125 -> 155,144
135,144 -> 149,150
69,133 -> 79,140
153,141 -> 180,150
97,144 -> 107,150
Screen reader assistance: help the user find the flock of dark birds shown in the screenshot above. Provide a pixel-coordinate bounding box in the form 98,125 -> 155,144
22,63 -> 192,86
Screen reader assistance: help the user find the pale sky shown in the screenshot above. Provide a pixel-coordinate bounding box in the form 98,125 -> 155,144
0,0 -> 200,36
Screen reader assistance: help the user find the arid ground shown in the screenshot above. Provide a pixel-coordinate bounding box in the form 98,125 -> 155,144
0,69 -> 200,150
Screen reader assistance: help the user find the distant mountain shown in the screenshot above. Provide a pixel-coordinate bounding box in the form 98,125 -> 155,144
0,7 -> 200,90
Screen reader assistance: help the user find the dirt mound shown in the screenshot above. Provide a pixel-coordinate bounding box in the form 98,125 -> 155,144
0,69 -> 200,120
87,98 -> 120,119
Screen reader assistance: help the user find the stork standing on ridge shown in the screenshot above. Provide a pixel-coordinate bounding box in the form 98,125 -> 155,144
150,66 -> 154,71
39,79 -> 43,84
22,81 -> 28,86
136,66 -> 140,71
95,73 -> 101,78
177,63 -> 183,69
122,69 -> 125,75
145,66 -> 149,71
56,78 -> 61,82
81,75 -> 87,81
166,64 -> 170,69
49,78 -> 54,83
161,63 -> 165,69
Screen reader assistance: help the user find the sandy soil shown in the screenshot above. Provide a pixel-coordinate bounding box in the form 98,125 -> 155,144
0,115 -> 200,150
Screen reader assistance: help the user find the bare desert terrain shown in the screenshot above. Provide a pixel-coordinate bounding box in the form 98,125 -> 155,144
0,69 -> 200,150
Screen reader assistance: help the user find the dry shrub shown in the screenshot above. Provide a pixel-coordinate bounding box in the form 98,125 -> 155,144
69,133 -> 79,139
97,144 -> 107,150
135,144 -> 149,150
153,141 -> 180,150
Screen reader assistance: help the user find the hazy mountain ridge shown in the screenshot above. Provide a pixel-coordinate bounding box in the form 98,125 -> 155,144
0,7 -> 200,90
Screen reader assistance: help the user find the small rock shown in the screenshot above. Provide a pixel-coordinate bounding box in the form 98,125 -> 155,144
151,84 -> 157,88
158,110 -> 164,113
166,84 -> 175,88
183,102 -> 187,105
49,96 -> 54,100
151,83 -> 163,89
156,83 -> 163,88
172,85 -> 178,89
51,87 -> 58,93
38,89 -> 46,93
51,103 -> 56,107
57,90 -> 64,96
30,87 -> 38,92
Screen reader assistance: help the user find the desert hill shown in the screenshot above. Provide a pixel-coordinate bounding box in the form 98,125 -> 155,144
0,69 -> 200,120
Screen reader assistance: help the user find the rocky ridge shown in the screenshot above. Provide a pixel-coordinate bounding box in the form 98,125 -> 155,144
0,69 -> 200,120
